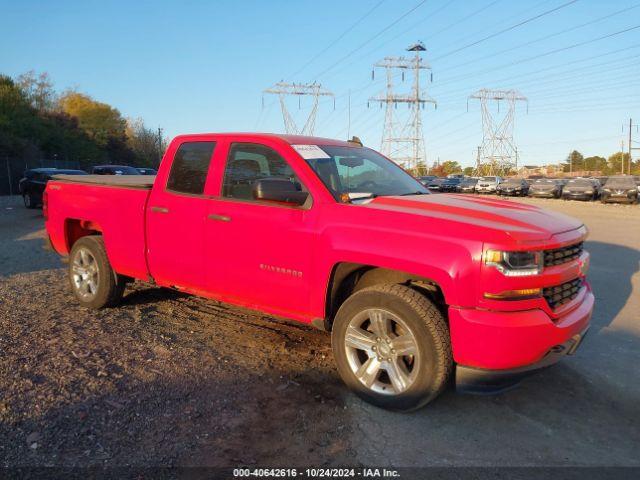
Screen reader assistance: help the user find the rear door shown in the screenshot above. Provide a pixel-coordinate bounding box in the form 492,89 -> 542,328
203,140 -> 317,318
146,140 -> 217,291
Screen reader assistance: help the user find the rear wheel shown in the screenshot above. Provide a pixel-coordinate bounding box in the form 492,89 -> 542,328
23,193 -> 37,209
331,284 -> 452,411
68,236 -> 125,309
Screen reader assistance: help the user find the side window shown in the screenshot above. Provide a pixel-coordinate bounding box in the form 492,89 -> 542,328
166,141 -> 216,195
222,143 -> 306,201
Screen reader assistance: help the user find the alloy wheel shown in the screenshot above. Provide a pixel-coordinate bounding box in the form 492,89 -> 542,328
71,247 -> 99,300
344,308 -> 420,395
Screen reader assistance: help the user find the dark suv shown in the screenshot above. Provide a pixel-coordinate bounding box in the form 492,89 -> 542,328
561,178 -> 601,201
92,165 -> 141,175
528,178 -> 563,198
496,178 -> 529,196
19,168 -> 87,208
601,176 -> 638,204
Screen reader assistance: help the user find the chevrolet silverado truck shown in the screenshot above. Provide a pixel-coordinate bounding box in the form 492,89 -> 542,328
44,133 -> 593,411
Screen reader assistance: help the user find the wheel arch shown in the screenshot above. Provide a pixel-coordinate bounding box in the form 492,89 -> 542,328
64,218 -> 104,253
324,262 -> 447,330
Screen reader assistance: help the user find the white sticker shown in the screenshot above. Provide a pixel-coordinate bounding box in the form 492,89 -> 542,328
291,144 -> 331,160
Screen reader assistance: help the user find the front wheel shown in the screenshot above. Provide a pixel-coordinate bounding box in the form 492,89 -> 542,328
68,236 -> 125,309
331,284 -> 453,411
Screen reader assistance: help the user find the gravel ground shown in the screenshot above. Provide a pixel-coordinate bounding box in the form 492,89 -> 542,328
0,194 -> 639,468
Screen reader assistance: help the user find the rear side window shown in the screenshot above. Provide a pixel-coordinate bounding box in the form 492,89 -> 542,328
167,142 -> 216,195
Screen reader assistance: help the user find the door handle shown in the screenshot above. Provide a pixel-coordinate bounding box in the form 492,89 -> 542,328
151,206 -> 170,214
207,213 -> 231,222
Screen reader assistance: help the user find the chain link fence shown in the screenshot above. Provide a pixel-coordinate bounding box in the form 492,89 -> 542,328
0,157 -> 82,196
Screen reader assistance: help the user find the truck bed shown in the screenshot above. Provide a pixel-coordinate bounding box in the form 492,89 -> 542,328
53,174 -> 155,189
46,178 -> 152,280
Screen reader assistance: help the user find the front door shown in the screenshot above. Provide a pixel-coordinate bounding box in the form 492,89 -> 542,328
204,141 -> 317,319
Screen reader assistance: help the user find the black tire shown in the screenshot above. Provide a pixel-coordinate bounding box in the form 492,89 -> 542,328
331,284 -> 453,411
68,235 -> 125,309
23,193 -> 37,209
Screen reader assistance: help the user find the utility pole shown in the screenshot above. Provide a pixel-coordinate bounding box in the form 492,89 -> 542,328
621,140 -> 624,174
157,127 -> 164,167
263,82 -> 334,135
468,89 -> 527,176
368,41 -> 436,171
624,118 -> 640,175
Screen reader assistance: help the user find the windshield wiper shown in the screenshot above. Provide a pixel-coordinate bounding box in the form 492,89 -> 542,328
398,191 -> 428,196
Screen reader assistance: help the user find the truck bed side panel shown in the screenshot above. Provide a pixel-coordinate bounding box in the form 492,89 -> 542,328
46,181 -> 151,280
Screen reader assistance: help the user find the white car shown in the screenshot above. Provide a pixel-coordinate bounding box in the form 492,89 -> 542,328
475,176 -> 502,193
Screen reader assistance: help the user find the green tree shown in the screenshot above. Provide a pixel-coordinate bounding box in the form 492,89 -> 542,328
582,155 -> 607,172
441,160 -> 462,175
58,92 -> 127,147
463,166 -> 475,176
605,151 -> 631,175
563,150 -> 584,172
16,70 -> 56,112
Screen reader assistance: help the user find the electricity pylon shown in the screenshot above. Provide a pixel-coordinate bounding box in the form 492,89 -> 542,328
262,82 -> 334,135
368,42 -> 436,171
468,89 -> 528,176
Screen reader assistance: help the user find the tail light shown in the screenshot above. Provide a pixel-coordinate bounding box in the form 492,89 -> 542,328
42,190 -> 49,220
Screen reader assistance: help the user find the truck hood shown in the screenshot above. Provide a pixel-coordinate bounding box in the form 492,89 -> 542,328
365,194 -> 583,243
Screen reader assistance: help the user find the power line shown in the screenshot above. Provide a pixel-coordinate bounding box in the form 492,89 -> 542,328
288,0 -> 386,79
432,0 -> 580,61
438,3 -> 640,74
313,0 -> 429,80
433,29 -> 640,95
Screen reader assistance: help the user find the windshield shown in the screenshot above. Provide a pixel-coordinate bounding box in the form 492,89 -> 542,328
480,177 -> 497,182
461,179 -> 477,185
567,179 -> 592,186
503,178 -> 522,185
304,145 -> 428,199
534,179 -> 556,184
443,178 -> 460,184
605,177 -> 636,188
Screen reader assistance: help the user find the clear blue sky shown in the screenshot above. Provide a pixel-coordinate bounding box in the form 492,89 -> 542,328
1,0 -> 639,167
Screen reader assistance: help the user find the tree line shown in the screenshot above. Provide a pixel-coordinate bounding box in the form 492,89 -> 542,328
0,71 -> 166,170
413,150 -> 639,178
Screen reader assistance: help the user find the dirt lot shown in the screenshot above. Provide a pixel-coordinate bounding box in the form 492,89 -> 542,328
1,194 -> 639,468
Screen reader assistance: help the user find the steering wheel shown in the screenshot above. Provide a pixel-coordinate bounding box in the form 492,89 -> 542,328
356,180 -> 379,190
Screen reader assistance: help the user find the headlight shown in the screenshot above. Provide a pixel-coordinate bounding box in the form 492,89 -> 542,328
484,249 -> 543,276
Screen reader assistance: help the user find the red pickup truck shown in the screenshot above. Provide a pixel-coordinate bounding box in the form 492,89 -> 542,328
44,133 -> 593,410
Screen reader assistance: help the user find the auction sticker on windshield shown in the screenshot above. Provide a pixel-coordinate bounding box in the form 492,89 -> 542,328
292,144 -> 331,159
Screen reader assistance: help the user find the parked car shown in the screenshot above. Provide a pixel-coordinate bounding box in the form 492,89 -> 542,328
496,178 -> 529,196
19,168 -> 87,208
417,175 -> 437,186
44,133 -> 592,411
456,178 -> 478,193
561,178 -> 600,201
475,176 -> 502,193
439,177 -> 462,193
92,165 -> 141,175
600,176 -> 639,204
528,178 -> 563,198
136,167 -> 158,175
426,177 -> 446,192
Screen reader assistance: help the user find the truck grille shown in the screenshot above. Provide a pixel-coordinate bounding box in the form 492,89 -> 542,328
544,242 -> 583,267
543,278 -> 583,309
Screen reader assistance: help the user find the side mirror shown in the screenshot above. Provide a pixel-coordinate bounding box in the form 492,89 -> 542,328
253,178 -> 309,206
